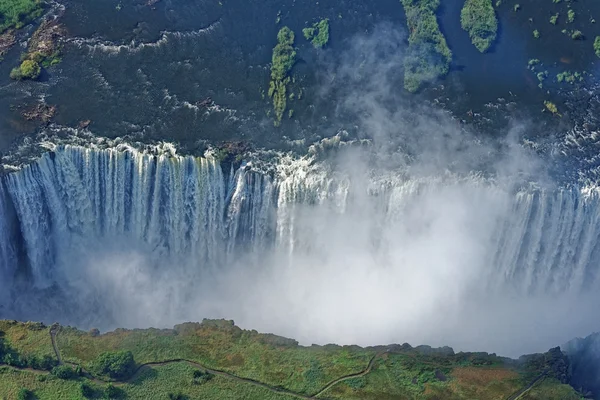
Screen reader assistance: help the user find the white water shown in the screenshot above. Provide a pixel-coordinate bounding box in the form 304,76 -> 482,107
1,145 -> 600,356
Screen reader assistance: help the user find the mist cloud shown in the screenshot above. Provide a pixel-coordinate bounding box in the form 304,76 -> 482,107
3,24 -> 599,359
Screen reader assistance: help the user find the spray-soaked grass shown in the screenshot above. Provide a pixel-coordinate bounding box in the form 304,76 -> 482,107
0,320 -> 585,399
0,320 -> 56,360
519,378 -> 583,400
56,320 -> 374,395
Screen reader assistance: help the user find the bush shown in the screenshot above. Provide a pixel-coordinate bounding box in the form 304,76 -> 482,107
10,59 -> 41,80
81,382 -> 99,398
104,384 -> 125,399
168,393 -> 188,400
17,388 -> 34,400
93,351 -> 136,380
595,36 -> 600,58
51,364 -> 78,379
28,354 -> 57,371
192,369 -> 214,384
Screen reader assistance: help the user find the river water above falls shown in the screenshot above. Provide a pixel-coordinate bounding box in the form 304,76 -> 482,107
1,144 -> 600,357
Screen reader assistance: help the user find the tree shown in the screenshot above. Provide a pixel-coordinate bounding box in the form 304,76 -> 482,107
93,351 -> 136,380
17,388 -> 33,400
51,365 -> 78,379
104,384 -> 125,399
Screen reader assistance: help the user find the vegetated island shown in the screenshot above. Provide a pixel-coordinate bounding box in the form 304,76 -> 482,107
0,0 -> 43,33
303,19 -> 330,49
399,0 -> 452,92
269,26 -> 296,126
0,319 -> 586,399
460,0 -> 498,52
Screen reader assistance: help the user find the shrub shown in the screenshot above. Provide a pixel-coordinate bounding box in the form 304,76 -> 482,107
104,384 -> 125,399
192,369 -> 214,384
17,388 -> 34,400
10,59 -> 41,80
571,30 -> 583,40
595,36 -> 600,58
81,382 -> 99,398
168,393 -> 188,400
52,364 -> 78,379
567,9 -> 575,23
93,351 -> 136,380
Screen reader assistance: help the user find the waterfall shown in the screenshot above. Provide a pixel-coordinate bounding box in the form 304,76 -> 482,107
1,144 -> 600,353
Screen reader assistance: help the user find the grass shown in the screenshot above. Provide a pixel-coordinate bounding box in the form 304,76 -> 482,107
520,378 -> 583,399
0,0 -> 43,33
460,0 -> 498,52
56,320 -> 374,395
0,320 -> 585,399
269,27 -> 296,126
302,18 -> 329,49
400,0 -> 452,92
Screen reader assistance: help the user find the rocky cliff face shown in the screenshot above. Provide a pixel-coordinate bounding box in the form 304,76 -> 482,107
564,333 -> 600,398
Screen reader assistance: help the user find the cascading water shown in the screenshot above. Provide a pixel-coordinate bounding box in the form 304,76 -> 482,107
1,144 -> 600,356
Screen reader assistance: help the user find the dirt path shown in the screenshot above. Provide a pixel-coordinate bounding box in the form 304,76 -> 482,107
312,352 -> 383,398
506,372 -> 547,400
49,323 -> 62,365
48,325 -> 385,399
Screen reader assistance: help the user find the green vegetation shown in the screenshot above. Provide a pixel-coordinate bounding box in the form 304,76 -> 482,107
544,100 -> 560,115
51,364 -> 78,380
595,36 -> 600,57
571,30 -> 583,40
557,70 -> 583,84
400,0 -> 452,92
567,9 -> 575,23
302,18 -> 330,49
533,29 -> 540,39
269,26 -> 296,126
460,0 -> 498,52
0,0 -> 43,33
550,13 -> 559,25
9,59 -> 41,80
92,350 -> 137,380
16,388 -> 33,400
0,320 -> 586,399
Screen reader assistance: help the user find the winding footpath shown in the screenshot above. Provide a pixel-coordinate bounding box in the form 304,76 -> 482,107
46,325 -> 385,399
506,372 -> 548,400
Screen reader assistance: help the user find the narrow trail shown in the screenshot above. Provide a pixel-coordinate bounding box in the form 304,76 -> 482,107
506,372 -> 548,400
46,325 -> 385,399
312,352 -> 383,398
49,323 -> 62,365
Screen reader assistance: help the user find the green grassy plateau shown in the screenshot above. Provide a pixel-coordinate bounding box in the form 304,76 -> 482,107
0,319 -> 584,399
